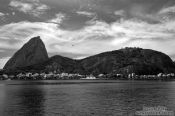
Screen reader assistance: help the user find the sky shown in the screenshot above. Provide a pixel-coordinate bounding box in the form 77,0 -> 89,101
0,0 -> 175,68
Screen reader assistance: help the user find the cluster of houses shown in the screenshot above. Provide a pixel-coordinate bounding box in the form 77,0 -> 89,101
127,73 -> 175,80
0,71 -> 175,80
0,72 -> 84,80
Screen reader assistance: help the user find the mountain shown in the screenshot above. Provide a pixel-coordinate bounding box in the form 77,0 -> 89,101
3,36 -> 49,70
19,48 -> 175,75
23,55 -> 77,73
20,55 -> 85,74
3,36 -> 175,75
79,48 -> 175,75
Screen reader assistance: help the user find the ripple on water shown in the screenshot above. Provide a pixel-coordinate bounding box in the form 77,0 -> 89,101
0,80 -> 175,116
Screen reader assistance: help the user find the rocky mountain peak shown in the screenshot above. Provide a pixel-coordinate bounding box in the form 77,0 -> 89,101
3,36 -> 49,70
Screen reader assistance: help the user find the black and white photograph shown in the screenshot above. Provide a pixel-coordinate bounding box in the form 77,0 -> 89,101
0,0 -> 175,115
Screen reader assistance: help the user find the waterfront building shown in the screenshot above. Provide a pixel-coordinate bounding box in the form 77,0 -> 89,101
81,74 -> 96,80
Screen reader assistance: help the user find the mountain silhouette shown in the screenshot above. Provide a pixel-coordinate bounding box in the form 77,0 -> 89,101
4,36 -> 175,75
3,36 -> 49,70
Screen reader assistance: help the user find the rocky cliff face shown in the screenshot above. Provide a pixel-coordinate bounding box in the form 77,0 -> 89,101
3,36 -> 49,70
23,48 -> 175,75
3,36 -> 175,75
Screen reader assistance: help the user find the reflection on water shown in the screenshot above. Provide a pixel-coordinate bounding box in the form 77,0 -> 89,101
0,80 -> 175,116
0,83 -> 45,116
17,86 -> 45,116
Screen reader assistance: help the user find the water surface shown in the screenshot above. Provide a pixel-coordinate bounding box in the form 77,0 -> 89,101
0,80 -> 175,116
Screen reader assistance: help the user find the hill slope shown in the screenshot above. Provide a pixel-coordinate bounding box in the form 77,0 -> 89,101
3,36 -> 49,70
18,48 -> 175,75
80,48 -> 175,75
3,36 -> 175,75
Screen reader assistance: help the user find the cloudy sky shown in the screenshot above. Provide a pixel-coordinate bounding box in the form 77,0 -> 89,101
0,0 -> 175,68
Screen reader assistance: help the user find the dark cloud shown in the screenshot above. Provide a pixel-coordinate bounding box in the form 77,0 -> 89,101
0,0 -> 175,68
